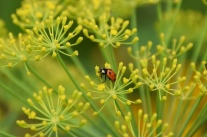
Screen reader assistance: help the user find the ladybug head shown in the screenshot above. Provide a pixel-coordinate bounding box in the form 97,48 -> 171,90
99,68 -> 107,74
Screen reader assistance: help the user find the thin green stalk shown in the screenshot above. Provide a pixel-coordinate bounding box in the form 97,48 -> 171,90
177,99 -> 194,128
99,46 -> 111,64
156,1 -> 182,45
114,100 -> 124,118
156,91 -> 164,134
107,46 -> 117,70
26,62 -> 55,91
186,102 -> 207,136
66,48 -> 88,75
130,8 -> 152,115
99,46 -> 117,70
59,126 -> 77,137
0,131 -> 16,137
192,10 -> 207,61
163,1 -> 183,45
130,8 -> 153,135
176,97 -> 203,136
171,99 -> 183,130
0,80 -> 27,104
1,69 -> 32,96
156,2 -> 162,23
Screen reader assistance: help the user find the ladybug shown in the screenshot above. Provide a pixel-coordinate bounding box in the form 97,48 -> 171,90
99,68 -> 116,82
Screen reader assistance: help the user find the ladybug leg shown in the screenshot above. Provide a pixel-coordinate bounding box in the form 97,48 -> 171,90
101,75 -> 106,83
104,75 -> 107,82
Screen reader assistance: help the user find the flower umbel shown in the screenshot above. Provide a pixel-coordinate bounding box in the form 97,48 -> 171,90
128,41 -> 164,61
159,34 -> 193,59
0,33 -> 36,74
81,62 -> 141,115
129,55 -> 187,100
26,16 -> 83,59
11,0 -> 64,29
81,15 -> 138,48
16,85 -> 89,137
114,109 -> 173,137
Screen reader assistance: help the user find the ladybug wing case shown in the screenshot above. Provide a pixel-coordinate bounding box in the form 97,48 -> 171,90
107,69 -> 116,82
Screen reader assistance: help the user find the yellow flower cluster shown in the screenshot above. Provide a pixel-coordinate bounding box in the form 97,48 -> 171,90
81,62 -> 141,115
16,85 -> 89,137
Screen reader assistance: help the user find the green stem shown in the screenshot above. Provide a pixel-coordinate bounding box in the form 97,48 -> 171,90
59,125 -> 77,137
0,79 -> 27,104
156,2 -> 162,23
0,131 -> 16,137
130,6 -> 153,117
57,53 -> 97,108
1,69 -> 32,96
130,8 -> 153,135
107,46 -> 117,70
192,10 -> 207,61
185,99 -> 207,136
156,91 -> 164,134
66,48 -> 88,75
171,99 -> 183,130
26,63 -> 55,90
100,46 -> 117,70
164,1 -> 183,45
176,97 -> 203,136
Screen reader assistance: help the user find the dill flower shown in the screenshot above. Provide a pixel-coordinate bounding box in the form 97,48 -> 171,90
129,55 -> 187,100
128,41 -> 164,61
0,33 -> 37,75
80,62 -> 142,115
26,16 -> 83,59
114,109 -> 173,137
16,85 -> 90,137
128,34 -> 193,61
159,34 -> 193,59
11,0 -> 64,29
80,14 -> 138,48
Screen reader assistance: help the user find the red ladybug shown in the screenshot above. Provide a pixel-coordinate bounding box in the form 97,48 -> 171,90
99,68 -> 116,82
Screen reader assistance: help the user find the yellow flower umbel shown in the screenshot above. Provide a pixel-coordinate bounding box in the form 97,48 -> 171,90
11,0 -> 64,29
26,16 -> 83,59
81,62 -> 141,116
0,33 -> 37,75
159,34 -> 193,59
16,85 -> 90,137
128,34 -> 193,61
128,41 -> 164,61
81,14 -> 138,48
114,109 -> 173,137
129,55 -> 187,100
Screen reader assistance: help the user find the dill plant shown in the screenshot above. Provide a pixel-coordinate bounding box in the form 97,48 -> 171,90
0,0 -> 207,137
